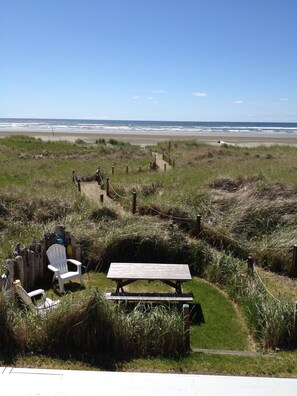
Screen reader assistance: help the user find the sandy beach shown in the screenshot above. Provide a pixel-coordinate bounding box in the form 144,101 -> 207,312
1,130 -> 297,147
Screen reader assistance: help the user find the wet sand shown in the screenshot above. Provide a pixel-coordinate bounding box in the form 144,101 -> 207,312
1,130 -> 297,147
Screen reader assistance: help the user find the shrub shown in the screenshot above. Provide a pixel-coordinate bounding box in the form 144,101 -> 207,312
75,139 -> 87,145
95,139 -> 106,145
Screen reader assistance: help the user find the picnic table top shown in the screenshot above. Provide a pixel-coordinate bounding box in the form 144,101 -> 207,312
107,262 -> 192,281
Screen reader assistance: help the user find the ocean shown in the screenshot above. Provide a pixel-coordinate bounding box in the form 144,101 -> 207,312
0,118 -> 297,137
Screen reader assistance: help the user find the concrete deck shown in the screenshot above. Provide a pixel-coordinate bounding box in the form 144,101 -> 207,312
1,367 -> 297,395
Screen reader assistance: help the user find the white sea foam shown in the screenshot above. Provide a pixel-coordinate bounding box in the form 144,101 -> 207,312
0,118 -> 297,136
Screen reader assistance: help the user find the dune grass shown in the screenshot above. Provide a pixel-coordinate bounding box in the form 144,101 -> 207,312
1,136 -> 297,374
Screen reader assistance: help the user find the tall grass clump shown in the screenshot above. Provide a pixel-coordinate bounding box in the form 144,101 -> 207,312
244,281 -> 294,349
0,291 -> 16,353
206,254 -> 294,349
118,304 -> 185,357
40,289 -> 121,359
38,289 -> 184,360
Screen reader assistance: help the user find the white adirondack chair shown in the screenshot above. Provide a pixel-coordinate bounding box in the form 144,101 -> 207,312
13,280 -> 60,315
46,243 -> 83,293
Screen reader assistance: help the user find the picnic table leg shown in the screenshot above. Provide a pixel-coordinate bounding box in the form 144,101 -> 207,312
161,280 -> 183,294
116,281 -> 125,293
176,281 -> 182,294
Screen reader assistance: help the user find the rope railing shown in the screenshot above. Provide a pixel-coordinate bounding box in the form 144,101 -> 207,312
108,177 -> 195,221
137,200 -> 194,221
254,268 -> 281,303
108,182 -> 130,201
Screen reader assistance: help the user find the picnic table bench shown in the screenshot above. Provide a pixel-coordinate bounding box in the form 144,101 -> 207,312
106,262 -> 193,303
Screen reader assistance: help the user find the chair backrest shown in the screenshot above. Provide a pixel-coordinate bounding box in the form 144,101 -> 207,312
46,244 -> 69,274
15,284 -> 33,307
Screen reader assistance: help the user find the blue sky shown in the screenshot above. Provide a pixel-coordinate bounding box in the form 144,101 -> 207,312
1,0 -> 297,122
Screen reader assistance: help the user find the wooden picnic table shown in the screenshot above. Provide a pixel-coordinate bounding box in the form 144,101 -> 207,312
106,262 -> 192,294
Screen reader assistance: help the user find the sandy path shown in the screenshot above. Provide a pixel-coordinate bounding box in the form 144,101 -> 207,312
152,152 -> 172,172
80,181 -> 126,215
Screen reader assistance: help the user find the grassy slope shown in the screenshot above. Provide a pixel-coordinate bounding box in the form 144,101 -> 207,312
1,136 -> 297,376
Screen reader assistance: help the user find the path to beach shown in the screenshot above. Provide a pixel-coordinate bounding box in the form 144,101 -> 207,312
152,151 -> 172,171
80,151 -> 171,211
80,181 -> 126,215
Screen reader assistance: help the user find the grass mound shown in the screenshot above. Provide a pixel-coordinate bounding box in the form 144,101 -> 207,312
85,217 -> 212,275
208,175 -> 297,274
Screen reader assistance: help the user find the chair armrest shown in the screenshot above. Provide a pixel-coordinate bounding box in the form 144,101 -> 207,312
48,264 -> 60,273
28,289 -> 46,298
67,259 -> 82,268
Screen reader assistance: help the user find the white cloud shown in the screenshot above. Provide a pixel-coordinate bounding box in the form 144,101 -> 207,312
151,89 -> 165,94
147,97 -> 154,101
192,92 -> 207,97
132,96 -> 140,100
234,100 -> 243,104
280,97 -> 289,102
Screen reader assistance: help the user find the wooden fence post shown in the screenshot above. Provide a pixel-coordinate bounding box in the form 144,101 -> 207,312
183,304 -> 190,351
77,178 -> 81,192
72,170 -> 76,183
247,255 -> 254,274
164,163 -> 167,172
291,244 -> 297,277
294,301 -> 297,346
132,191 -> 137,214
5,259 -> 15,290
15,255 -> 24,286
126,165 -> 129,174
196,215 -> 202,234
96,167 -> 101,185
100,194 -> 104,203
106,177 -> 110,197
35,242 -> 42,281
112,166 -> 114,175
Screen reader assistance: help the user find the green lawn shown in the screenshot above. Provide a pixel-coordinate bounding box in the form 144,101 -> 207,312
185,279 -> 251,351
119,351 -> 297,377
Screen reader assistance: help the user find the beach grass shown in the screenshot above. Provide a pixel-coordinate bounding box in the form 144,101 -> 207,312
1,135 -> 297,374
